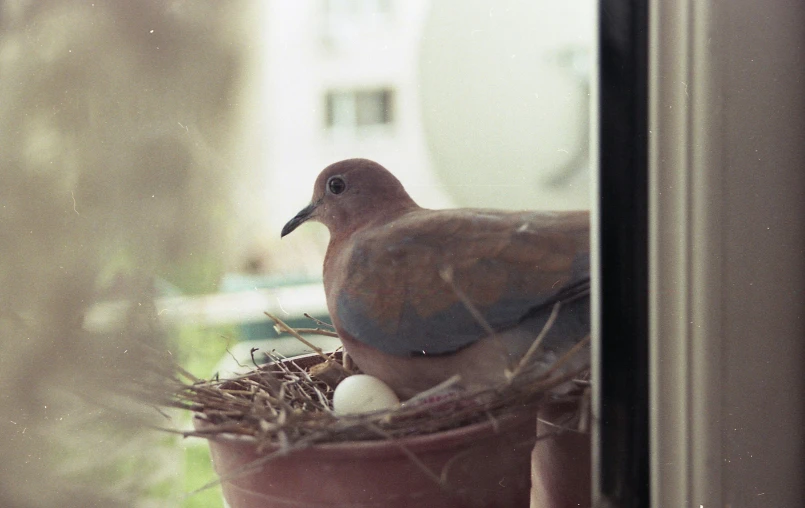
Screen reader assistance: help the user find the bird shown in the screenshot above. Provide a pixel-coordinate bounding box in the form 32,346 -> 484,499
281,158 -> 590,399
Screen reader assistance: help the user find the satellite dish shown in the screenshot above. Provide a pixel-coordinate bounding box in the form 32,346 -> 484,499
418,0 -> 593,210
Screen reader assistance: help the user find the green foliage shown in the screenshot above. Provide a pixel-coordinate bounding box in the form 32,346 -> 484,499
163,257 -> 225,296
182,441 -> 224,508
172,324 -> 241,379
171,323 -> 241,507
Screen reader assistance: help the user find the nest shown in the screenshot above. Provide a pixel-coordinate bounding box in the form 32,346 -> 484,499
153,306 -> 591,454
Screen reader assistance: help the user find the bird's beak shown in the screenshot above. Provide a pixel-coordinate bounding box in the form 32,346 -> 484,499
281,202 -> 317,237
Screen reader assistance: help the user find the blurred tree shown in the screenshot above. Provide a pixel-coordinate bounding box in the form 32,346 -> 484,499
0,0 -> 255,506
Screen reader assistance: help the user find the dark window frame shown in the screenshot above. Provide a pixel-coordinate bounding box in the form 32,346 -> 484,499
596,0 -> 651,506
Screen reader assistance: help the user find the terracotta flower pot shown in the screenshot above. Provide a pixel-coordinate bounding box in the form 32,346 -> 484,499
530,401 -> 591,508
194,354 -> 537,508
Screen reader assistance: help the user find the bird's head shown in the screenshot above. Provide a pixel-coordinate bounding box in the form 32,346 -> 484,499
281,159 -> 418,239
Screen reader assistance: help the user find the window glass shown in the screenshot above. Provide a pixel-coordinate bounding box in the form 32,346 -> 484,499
1,1 -> 595,506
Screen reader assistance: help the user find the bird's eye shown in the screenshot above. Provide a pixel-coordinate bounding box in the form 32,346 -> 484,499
327,176 -> 347,195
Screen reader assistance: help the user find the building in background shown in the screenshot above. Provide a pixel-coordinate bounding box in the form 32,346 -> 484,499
242,0 -> 593,277
259,0 -> 448,237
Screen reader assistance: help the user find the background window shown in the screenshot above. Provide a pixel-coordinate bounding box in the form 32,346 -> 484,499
325,88 -> 394,130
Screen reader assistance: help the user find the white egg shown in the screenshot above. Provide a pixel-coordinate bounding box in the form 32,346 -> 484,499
332,374 -> 401,415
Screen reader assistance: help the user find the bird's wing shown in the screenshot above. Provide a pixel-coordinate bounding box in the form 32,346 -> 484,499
331,209 -> 590,357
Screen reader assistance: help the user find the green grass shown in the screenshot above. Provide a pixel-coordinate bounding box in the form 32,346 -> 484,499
171,323 -> 241,508
182,439 -> 224,508
172,322 -> 243,378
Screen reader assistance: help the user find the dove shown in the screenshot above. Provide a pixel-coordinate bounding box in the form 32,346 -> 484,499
282,158 -> 589,398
